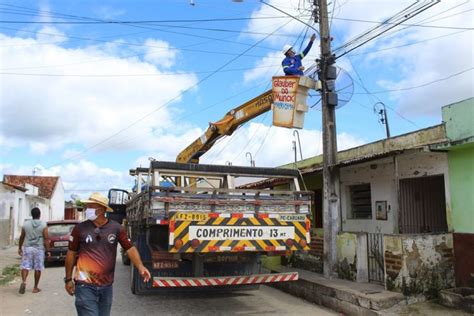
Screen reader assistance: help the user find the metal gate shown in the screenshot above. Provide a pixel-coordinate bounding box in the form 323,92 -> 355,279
367,232 -> 384,284
399,175 -> 447,234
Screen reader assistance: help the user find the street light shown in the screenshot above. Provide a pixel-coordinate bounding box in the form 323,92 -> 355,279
245,152 -> 255,167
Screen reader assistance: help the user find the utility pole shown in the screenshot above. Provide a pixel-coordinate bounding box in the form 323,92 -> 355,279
315,0 -> 340,278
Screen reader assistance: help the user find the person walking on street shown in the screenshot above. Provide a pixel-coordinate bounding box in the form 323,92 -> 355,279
281,34 -> 317,76
64,192 -> 151,316
18,207 -> 50,294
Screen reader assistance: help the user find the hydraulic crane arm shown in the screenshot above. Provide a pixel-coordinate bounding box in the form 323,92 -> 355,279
176,89 -> 273,163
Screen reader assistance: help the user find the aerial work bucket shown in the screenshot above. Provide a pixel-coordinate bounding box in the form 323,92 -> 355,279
271,76 -> 319,129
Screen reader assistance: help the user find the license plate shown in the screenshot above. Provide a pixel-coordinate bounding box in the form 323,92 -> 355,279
174,212 -> 207,221
153,261 -> 179,269
54,241 -> 68,247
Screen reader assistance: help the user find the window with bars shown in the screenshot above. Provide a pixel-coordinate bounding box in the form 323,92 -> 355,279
349,183 -> 372,219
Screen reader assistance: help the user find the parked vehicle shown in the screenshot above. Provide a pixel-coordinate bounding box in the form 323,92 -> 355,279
45,220 -> 80,264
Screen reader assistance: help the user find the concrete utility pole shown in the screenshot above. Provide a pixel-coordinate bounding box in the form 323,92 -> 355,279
315,0 -> 340,278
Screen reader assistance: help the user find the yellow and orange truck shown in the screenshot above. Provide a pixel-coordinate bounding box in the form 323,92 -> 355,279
112,160 -> 312,294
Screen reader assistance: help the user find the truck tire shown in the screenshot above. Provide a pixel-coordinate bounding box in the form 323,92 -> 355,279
121,247 -> 131,266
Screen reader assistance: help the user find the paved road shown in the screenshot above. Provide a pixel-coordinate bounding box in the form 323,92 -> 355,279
1,256 -> 337,316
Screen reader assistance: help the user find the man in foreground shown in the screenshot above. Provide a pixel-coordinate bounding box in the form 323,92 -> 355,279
64,192 -> 151,316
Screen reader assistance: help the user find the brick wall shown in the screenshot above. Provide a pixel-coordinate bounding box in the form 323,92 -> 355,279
384,251 -> 403,279
383,233 -> 455,295
309,235 -> 323,257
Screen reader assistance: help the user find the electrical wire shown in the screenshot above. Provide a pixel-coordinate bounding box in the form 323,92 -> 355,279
343,1 -> 473,45
0,4 -> 291,53
346,54 -> 420,128
82,80 -> 273,157
353,67 -> 473,94
333,16 -> 473,31
334,1 -> 440,59
0,25 -> 275,56
0,65 -> 285,77
347,29 -> 469,57
212,18 -> 314,164
260,0 -> 320,36
46,19 -> 293,168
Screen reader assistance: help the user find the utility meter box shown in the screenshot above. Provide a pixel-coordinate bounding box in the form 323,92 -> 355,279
271,76 -> 317,129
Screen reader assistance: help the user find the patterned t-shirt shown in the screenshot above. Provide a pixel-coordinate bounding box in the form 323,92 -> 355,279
69,219 -> 133,286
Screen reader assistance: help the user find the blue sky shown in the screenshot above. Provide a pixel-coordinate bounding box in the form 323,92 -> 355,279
0,0 -> 473,199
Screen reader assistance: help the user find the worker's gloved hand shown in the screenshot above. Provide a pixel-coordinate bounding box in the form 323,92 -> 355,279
310,34 -> 316,42
298,66 -> 305,71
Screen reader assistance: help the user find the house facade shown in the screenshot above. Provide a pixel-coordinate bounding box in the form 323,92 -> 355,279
247,97 -> 472,295
433,98 -> 474,287
0,182 -> 27,247
1,175 -> 65,241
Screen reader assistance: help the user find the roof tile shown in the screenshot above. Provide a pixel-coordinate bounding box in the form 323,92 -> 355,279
3,175 -> 59,199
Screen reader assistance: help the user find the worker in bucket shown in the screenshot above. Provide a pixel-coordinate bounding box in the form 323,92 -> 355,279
281,33 -> 316,76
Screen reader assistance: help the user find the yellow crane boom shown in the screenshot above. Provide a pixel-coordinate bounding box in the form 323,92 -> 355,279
176,89 -> 273,163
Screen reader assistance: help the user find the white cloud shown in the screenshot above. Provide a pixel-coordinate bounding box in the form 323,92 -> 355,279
35,26 -> 67,44
243,51 -> 283,83
0,29 -> 198,154
143,39 -> 178,68
367,3 -> 474,116
29,142 -> 49,155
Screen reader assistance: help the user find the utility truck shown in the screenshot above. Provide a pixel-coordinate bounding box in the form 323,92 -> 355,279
112,161 -> 312,294
109,76 -> 317,294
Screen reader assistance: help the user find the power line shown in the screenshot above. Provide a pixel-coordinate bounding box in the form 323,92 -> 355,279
348,29 -> 469,57
0,25 -> 279,53
0,24 -> 290,70
334,1 -> 440,59
0,65 -> 283,77
260,0 -> 320,36
79,81 -> 272,158
363,1 -> 473,44
0,5 -> 291,53
346,53 -> 420,129
0,7 -> 307,24
211,18 -> 314,164
333,16 -> 473,30
0,18 -> 308,38
354,67 -> 474,94
46,20 -> 293,168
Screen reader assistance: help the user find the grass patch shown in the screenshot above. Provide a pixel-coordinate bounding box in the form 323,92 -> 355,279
0,264 -> 20,285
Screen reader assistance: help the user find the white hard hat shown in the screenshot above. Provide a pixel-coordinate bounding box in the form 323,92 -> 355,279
282,44 -> 293,55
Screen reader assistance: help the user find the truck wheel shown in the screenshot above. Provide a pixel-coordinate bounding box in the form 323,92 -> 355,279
121,247 -> 131,266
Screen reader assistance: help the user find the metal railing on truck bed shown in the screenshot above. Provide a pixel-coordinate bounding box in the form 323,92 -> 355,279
126,187 -> 312,223
126,161 -> 313,224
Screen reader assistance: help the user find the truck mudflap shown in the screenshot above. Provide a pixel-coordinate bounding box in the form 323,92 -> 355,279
168,212 -> 311,253
152,272 -> 298,288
